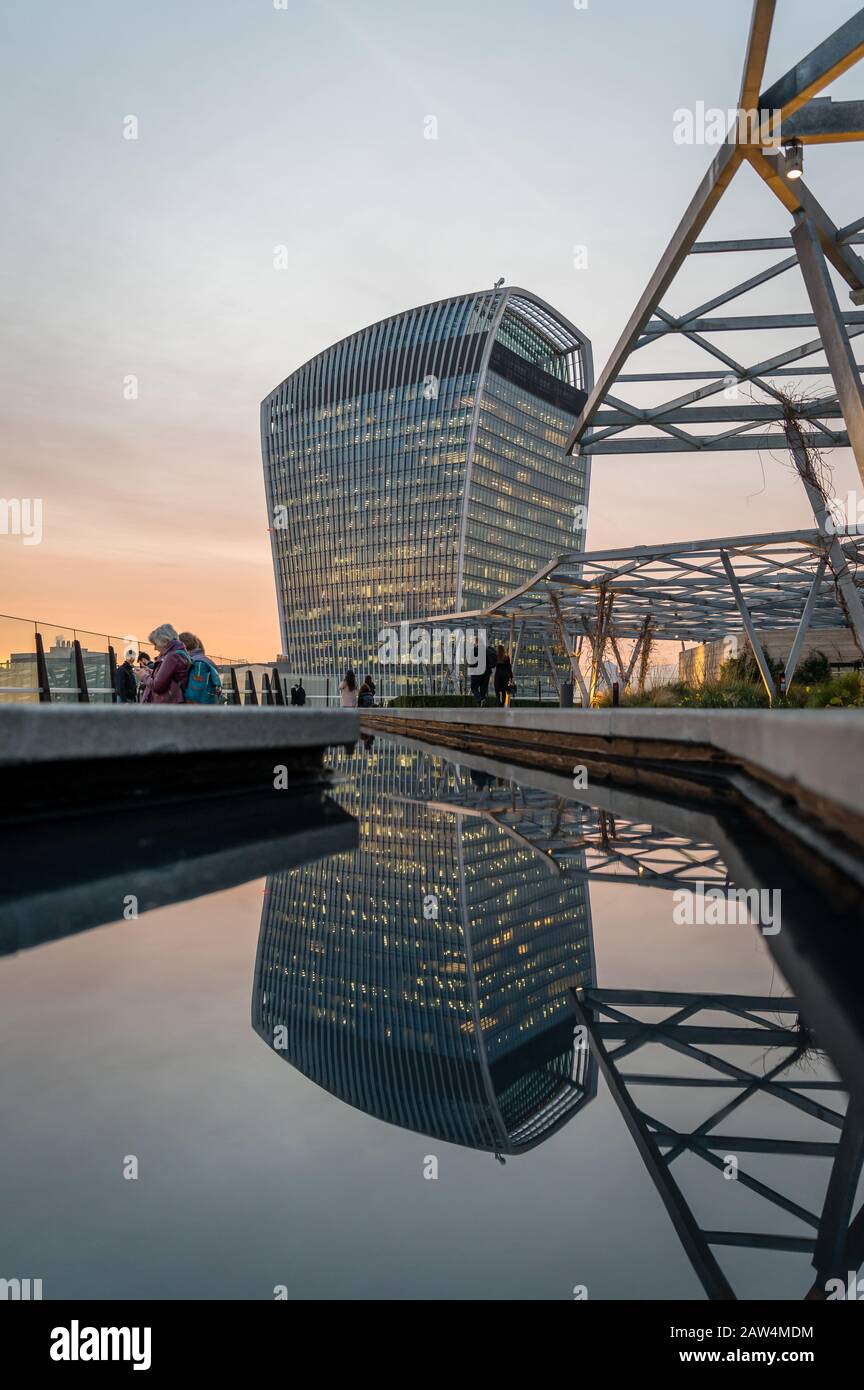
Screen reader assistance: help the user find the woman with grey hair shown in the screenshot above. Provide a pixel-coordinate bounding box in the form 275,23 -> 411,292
139,623 -> 191,705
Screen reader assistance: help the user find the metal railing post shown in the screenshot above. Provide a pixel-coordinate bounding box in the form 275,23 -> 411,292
108,645 -> 118,704
35,631 -> 51,703
73,638 -> 90,703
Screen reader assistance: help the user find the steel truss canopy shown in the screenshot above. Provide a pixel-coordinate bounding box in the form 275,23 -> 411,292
403,6 -> 864,698
420,528 -> 864,644
566,2 -> 864,475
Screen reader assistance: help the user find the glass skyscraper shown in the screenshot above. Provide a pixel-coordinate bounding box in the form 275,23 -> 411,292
252,743 -> 596,1154
261,288 -> 592,697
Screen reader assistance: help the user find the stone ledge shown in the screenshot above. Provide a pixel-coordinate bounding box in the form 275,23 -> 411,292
0,705 -> 359,766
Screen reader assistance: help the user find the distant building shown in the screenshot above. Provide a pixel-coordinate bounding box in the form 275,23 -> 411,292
253,743 -> 596,1153
680,630 -> 863,685
2,636 -> 110,702
261,288 -> 592,699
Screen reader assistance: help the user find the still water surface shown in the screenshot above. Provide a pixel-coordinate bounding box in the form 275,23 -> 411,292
1,737 -> 858,1300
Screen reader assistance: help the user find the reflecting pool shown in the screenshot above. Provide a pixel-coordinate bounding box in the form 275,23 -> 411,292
1,736 -> 861,1301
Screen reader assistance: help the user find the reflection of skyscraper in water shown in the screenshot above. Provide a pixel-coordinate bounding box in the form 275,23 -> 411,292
253,744 -> 596,1153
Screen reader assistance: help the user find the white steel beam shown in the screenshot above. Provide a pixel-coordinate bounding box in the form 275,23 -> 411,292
783,418 -> 864,658
791,214 -> 864,483
758,8 -> 864,124
784,557 -> 828,686
565,143 -> 744,452
720,551 -> 777,700
747,148 -> 864,293
783,98 -> 864,144
739,0 -> 778,113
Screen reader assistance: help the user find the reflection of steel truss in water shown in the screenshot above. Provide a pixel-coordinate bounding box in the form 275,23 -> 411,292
421,756 -> 863,1297
411,778 -> 730,892
573,988 -> 864,1301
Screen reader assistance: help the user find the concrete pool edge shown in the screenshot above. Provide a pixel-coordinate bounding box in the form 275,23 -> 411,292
0,706 -> 360,817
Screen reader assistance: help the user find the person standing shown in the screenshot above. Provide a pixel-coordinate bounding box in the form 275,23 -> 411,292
140,625 -> 191,705
339,669 -> 358,707
294,680 -> 306,706
178,632 -> 223,705
471,643 -> 497,705
493,643 -> 513,708
134,650 -> 154,700
114,650 -> 138,703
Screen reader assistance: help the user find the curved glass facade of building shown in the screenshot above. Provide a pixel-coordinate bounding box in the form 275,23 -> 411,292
261,288 -> 592,696
252,743 -> 596,1154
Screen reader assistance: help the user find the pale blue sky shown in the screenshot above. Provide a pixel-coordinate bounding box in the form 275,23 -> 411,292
1,0 -> 862,653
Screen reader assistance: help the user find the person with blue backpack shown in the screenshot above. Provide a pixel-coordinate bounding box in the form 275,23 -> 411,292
178,632 -> 224,705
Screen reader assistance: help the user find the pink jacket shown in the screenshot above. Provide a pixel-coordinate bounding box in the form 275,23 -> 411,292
141,640 -> 190,704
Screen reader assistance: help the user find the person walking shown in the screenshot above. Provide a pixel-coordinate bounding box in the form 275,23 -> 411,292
339,669 -> 358,707
114,650 -> 138,704
178,632 -> 223,705
140,625 -> 191,705
493,643 -> 513,707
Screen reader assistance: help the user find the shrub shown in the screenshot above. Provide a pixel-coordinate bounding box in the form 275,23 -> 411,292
791,670 -> 863,708
718,651 -> 783,685
598,671 -> 862,710
387,694 -> 479,707
384,694 -> 555,708
794,650 -> 831,684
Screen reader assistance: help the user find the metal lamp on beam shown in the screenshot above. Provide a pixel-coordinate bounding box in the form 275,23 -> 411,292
783,137 -> 804,179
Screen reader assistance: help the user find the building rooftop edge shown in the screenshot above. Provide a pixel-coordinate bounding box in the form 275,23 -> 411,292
259,285 -> 591,405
